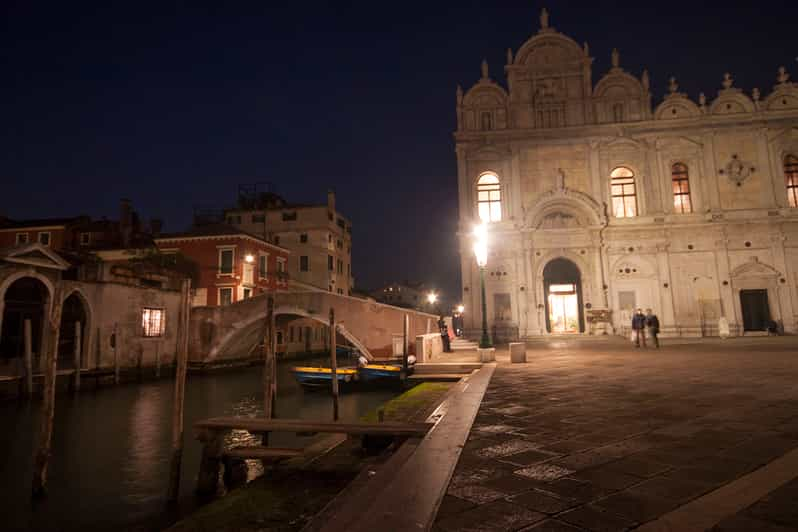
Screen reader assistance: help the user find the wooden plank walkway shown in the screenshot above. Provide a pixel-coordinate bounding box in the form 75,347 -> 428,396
194,417 -> 433,438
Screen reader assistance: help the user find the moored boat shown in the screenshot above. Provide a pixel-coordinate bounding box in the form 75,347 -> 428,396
291,366 -> 358,387
357,363 -> 406,383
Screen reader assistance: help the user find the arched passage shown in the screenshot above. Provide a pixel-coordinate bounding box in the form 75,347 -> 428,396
1,276 -> 50,363
543,258 -> 584,333
59,292 -> 89,368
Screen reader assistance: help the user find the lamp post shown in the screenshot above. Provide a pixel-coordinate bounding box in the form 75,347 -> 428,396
473,224 -> 492,348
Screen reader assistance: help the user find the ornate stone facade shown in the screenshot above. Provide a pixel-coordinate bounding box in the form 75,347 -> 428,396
456,9 -> 798,338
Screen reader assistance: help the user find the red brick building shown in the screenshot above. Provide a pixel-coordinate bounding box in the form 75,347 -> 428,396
154,225 -> 290,306
0,216 -> 86,250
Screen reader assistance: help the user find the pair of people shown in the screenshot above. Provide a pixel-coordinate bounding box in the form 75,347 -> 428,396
631,308 -> 660,348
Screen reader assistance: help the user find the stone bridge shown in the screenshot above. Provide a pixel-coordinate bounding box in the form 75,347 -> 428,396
188,291 -> 439,363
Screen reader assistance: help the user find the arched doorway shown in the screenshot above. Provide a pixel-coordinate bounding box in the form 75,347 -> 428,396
543,258 -> 584,334
1,277 -> 49,365
59,293 -> 88,369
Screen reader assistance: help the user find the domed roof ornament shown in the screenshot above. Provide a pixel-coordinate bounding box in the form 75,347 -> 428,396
540,8 -> 549,29
456,85 -> 463,106
668,76 -> 679,94
641,69 -> 650,92
611,48 -> 620,69
583,41 -> 589,56
722,72 -> 734,90
506,48 -> 514,65
480,59 -> 489,80
777,66 -> 790,84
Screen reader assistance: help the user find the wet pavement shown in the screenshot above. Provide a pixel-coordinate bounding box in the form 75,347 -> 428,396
432,336 -> 798,532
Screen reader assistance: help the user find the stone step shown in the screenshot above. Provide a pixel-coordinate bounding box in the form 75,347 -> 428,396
414,362 -> 483,374
451,344 -> 478,351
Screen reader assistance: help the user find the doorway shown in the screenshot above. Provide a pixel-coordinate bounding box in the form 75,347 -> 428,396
543,258 -> 584,333
740,289 -> 770,331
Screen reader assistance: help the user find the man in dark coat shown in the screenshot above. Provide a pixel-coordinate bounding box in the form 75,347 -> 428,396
631,308 -> 647,348
645,308 -> 660,348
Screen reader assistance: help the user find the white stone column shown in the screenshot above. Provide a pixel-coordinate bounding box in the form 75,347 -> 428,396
770,232 -> 795,332
756,128 -> 778,208
715,231 -> 739,335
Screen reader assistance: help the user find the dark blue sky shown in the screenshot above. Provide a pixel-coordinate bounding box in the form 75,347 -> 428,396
2,1 -> 796,301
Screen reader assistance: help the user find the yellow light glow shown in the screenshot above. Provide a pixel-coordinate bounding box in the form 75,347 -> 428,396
457,304 -> 465,313
427,292 -> 438,304
245,254 -> 254,263
473,223 -> 488,267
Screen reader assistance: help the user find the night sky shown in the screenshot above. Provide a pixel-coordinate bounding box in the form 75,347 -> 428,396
3,1 -> 796,303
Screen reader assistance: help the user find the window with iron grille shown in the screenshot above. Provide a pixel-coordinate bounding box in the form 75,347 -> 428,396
671,163 -> 692,214
610,167 -> 637,218
142,308 -> 165,337
786,154 -> 798,208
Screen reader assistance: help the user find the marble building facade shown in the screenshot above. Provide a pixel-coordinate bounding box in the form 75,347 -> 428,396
456,9 -> 798,339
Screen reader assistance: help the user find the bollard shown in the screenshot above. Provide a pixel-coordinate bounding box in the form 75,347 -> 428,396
509,342 -> 526,363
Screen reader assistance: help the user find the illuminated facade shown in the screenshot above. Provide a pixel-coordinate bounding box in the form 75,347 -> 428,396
456,9 -> 798,339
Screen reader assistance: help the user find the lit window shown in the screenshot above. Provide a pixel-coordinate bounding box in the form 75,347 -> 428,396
219,287 -> 233,306
142,308 -> 165,337
259,254 -> 268,279
671,163 -> 692,214
80,232 -> 90,245
785,154 -> 798,208
477,173 -> 502,223
610,167 -> 637,218
219,248 -> 234,274
549,284 -> 576,294
38,232 -> 51,246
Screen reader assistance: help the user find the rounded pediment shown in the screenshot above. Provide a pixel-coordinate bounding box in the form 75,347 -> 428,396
463,82 -> 507,106
654,96 -> 701,120
514,32 -> 585,69
764,83 -> 798,111
594,70 -> 645,99
525,189 -> 605,230
730,257 -> 780,278
709,90 -> 755,115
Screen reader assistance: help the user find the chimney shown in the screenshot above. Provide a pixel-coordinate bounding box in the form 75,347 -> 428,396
150,218 -> 163,237
120,198 -> 133,248
327,190 -> 336,212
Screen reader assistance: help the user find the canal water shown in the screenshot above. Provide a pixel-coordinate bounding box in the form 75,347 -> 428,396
0,358 -> 397,531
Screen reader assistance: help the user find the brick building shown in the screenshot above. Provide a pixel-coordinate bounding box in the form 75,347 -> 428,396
154,224 -> 290,306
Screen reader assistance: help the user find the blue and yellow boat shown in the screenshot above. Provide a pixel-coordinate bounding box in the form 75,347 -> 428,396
357,363 -> 406,383
291,366 -> 358,387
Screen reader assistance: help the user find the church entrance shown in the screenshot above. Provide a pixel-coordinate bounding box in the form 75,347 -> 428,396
740,289 -> 770,331
543,258 -> 584,334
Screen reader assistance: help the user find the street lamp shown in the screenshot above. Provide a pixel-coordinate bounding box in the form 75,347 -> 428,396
456,304 -> 465,314
244,254 -> 254,263
427,292 -> 438,305
473,224 -> 492,348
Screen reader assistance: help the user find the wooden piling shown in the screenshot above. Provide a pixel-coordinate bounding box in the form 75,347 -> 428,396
262,296 -> 276,419
32,283 -> 63,498
167,278 -> 191,503
73,321 -> 81,392
112,323 -> 120,385
402,314 -> 409,376
155,341 -> 161,378
329,307 -> 339,421
24,319 -> 33,398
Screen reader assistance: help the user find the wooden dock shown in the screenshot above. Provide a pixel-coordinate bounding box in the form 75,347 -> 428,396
193,416 -> 434,495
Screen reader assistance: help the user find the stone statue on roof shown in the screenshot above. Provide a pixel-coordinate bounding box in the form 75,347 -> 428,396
611,48 -> 620,69
481,59 -> 489,80
540,8 -> 549,29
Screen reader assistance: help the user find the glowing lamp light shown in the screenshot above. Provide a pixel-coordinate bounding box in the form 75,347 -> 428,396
427,292 -> 438,305
457,304 -> 465,313
473,223 -> 488,267
245,254 -> 254,263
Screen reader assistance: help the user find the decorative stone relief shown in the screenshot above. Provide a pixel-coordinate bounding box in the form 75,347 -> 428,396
718,154 -> 756,187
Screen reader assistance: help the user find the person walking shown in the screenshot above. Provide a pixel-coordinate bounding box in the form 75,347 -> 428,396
631,308 -> 647,348
645,309 -> 660,348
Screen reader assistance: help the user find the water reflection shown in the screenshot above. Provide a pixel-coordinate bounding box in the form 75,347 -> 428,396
0,358 -> 396,531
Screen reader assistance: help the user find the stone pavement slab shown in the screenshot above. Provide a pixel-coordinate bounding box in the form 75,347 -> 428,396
433,336 -> 798,531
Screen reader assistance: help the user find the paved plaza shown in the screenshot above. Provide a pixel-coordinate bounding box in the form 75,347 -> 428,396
433,336 -> 798,532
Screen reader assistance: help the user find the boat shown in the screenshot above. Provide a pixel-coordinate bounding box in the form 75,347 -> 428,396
291,366 -> 358,387
357,363 -> 407,383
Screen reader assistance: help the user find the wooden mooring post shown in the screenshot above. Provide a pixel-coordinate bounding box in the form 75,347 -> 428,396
24,319 -> 33,398
72,321 -> 81,392
263,296 -> 276,420
112,323 -> 120,385
402,314 -> 409,377
167,278 -> 191,503
329,307 -> 339,421
32,283 -> 63,497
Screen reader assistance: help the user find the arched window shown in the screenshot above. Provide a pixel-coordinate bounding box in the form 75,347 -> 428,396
477,173 -> 502,222
671,163 -> 692,214
610,167 -> 637,218
786,154 -> 798,208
